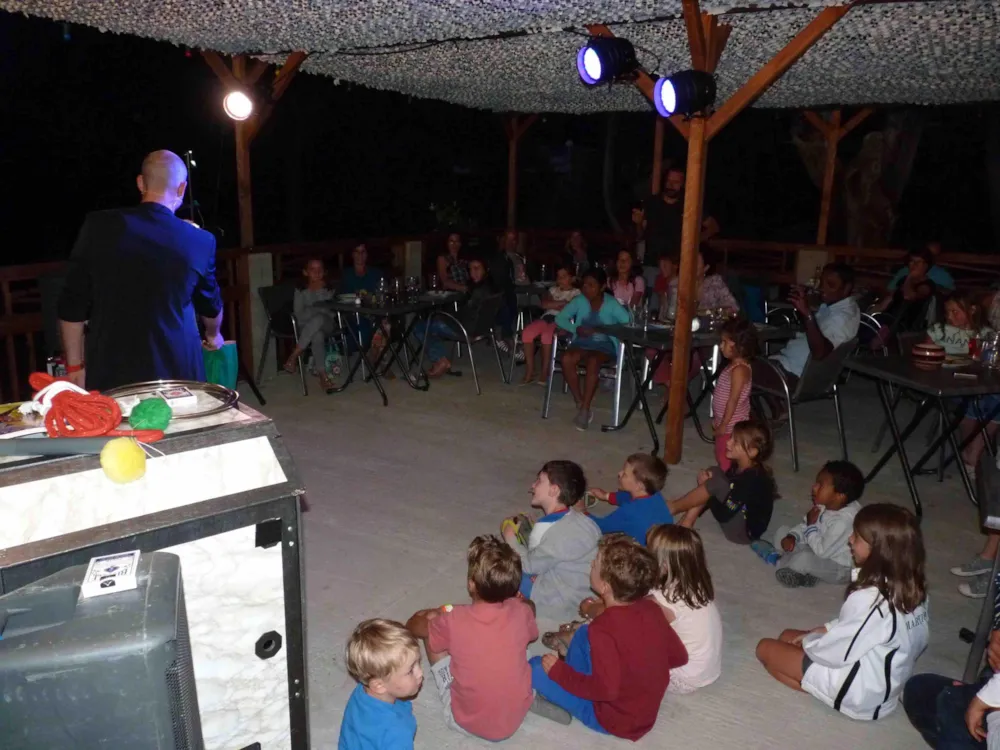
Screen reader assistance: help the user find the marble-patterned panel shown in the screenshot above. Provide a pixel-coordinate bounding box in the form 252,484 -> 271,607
166,526 -> 291,750
0,436 -> 287,548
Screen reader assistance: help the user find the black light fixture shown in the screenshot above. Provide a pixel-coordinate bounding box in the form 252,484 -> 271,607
653,70 -> 717,117
576,36 -> 639,86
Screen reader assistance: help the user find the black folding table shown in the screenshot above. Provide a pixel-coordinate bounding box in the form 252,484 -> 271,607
845,355 -> 1000,517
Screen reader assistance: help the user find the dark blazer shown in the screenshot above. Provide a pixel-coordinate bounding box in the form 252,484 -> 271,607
58,202 -> 223,391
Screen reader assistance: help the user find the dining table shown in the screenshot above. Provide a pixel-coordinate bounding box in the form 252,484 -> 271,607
322,291 -> 463,405
844,354 -> 1000,517
593,321 -> 800,455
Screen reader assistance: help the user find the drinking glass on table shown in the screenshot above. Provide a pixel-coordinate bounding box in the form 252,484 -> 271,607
428,273 -> 439,291
970,336 -> 981,360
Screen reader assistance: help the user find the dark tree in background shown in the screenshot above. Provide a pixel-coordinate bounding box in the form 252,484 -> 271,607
0,13 -> 995,265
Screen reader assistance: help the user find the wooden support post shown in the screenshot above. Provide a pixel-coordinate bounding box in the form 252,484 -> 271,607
202,49 -> 307,375
651,117 -> 665,194
505,114 -> 537,229
807,107 -> 872,245
817,110 -> 841,245
664,116 -> 709,464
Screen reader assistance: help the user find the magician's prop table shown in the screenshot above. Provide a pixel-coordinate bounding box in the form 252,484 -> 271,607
0,403 -> 308,750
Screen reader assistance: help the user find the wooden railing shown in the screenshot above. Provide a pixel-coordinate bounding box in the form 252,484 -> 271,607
2,233 -> 997,402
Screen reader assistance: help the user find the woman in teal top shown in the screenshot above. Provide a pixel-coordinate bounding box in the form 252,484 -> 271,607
337,243 -> 387,358
554,267 -> 631,431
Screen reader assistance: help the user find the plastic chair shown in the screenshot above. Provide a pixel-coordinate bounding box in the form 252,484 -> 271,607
416,293 -> 506,395
750,338 -> 857,471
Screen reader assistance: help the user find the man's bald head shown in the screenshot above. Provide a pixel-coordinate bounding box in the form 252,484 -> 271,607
137,150 -> 187,211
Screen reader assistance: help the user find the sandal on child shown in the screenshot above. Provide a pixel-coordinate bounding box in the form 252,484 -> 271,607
541,631 -> 570,657
776,568 -> 819,589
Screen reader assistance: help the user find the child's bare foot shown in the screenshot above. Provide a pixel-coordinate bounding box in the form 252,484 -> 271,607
318,372 -> 335,393
283,356 -> 299,374
541,630 -> 572,657
520,371 -> 535,386
427,358 -> 451,378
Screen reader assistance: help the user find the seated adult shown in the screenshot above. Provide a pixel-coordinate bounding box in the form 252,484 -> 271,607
651,247 -> 738,387
337,243 -> 387,359
870,247 -> 937,339
414,257 -> 498,377
665,246 -> 739,315
562,229 -> 591,277
888,241 -> 955,292
436,232 -> 469,292
753,262 -> 860,395
904,575 -> 1000,748
488,230 -> 526,360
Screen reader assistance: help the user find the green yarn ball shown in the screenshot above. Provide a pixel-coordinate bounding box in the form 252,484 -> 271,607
129,398 -> 173,430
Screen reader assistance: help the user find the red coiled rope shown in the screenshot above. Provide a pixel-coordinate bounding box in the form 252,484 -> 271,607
28,373 -> 164,443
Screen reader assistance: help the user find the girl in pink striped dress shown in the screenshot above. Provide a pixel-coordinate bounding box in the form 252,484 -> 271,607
712,318 -> 758,470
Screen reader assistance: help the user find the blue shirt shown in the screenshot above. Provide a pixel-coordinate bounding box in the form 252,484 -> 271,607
594,491 -> 674,545
888,265 -> 954,291
338,683 -> 416,750
338,267 -> 385,296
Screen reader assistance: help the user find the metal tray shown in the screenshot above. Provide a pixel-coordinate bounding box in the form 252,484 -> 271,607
103,380 -> 240,420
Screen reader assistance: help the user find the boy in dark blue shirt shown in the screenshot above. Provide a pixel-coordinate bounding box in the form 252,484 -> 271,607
589,453 -> 673,544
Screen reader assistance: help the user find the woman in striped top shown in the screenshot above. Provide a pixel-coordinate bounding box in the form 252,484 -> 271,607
712,318 -> 758,470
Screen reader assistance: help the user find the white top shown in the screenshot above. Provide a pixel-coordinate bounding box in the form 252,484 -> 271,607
540,287 -> 581,321
772,296 -> 860,377
652,589 -> 723,689
802,587 -> 929,720
978,673 -> 1000,750
782,502 -> 860,569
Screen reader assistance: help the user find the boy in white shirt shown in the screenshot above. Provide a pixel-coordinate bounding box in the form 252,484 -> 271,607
769,460 -> 865,588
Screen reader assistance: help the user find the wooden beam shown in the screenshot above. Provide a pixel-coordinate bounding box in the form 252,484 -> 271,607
247,51 -> 308,143
817,109 -> 841,245
515,113 -> 538,140
706,5 -> 851,141
683,0 -> 708,71
804,110 -> 834,138
840,106 -> 874,138
664,116 -> 709,464
246,58 -> 270,87
704,18 -> 731,74
201,49 -> 240,90
651,117 -> 665,195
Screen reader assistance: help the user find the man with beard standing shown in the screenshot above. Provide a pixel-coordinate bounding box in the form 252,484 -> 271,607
641,167 -> 720,296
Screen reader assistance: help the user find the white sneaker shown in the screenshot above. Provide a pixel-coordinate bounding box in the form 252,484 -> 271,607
951,556 -> 993,577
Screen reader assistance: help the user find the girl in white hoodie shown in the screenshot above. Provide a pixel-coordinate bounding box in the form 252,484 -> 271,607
756,503 -> 929,721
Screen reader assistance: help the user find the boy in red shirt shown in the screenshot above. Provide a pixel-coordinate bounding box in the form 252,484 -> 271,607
530,535 -> 688,739
407,536 -> 541,741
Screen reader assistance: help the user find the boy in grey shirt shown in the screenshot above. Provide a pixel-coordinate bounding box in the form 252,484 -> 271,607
502,461 -> 600,620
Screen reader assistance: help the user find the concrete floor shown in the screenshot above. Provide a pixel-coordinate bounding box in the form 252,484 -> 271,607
251,349 -> 987,750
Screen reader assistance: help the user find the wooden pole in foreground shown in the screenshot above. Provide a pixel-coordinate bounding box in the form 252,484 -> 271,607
664,117 -> 709,463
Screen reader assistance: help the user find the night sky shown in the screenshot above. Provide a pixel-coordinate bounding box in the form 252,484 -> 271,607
1,12 -> 994,264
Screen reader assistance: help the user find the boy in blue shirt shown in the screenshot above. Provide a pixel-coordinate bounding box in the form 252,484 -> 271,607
589,453 -> 673,544
339,618 -> 423,750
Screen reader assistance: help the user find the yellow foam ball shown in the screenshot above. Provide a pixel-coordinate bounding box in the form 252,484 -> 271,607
100,438 -> 147,484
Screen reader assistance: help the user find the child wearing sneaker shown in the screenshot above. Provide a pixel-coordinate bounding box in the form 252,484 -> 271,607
338,618 -> 423,750
502,460 -> 601,619
766,460 -> 863,588
529,535 -> 688,740
406,536 -> 539,741
589,453 -> 673,544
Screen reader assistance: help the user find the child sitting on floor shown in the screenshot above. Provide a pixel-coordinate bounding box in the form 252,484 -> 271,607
520,266 -> 580,385
712,317 -> 757,471
406,536 -> 543,740
759,460 -> 864,589
646,524 -> 723,693
589,453 -> 673,544
756,503 -> 929,721
669,419 -> 777,545
338,618 -> 423,750
529,535 -> 688,739
502,460 -> 601,620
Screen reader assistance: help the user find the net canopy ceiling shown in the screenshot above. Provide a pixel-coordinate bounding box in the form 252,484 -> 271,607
4,0 -> 999,112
